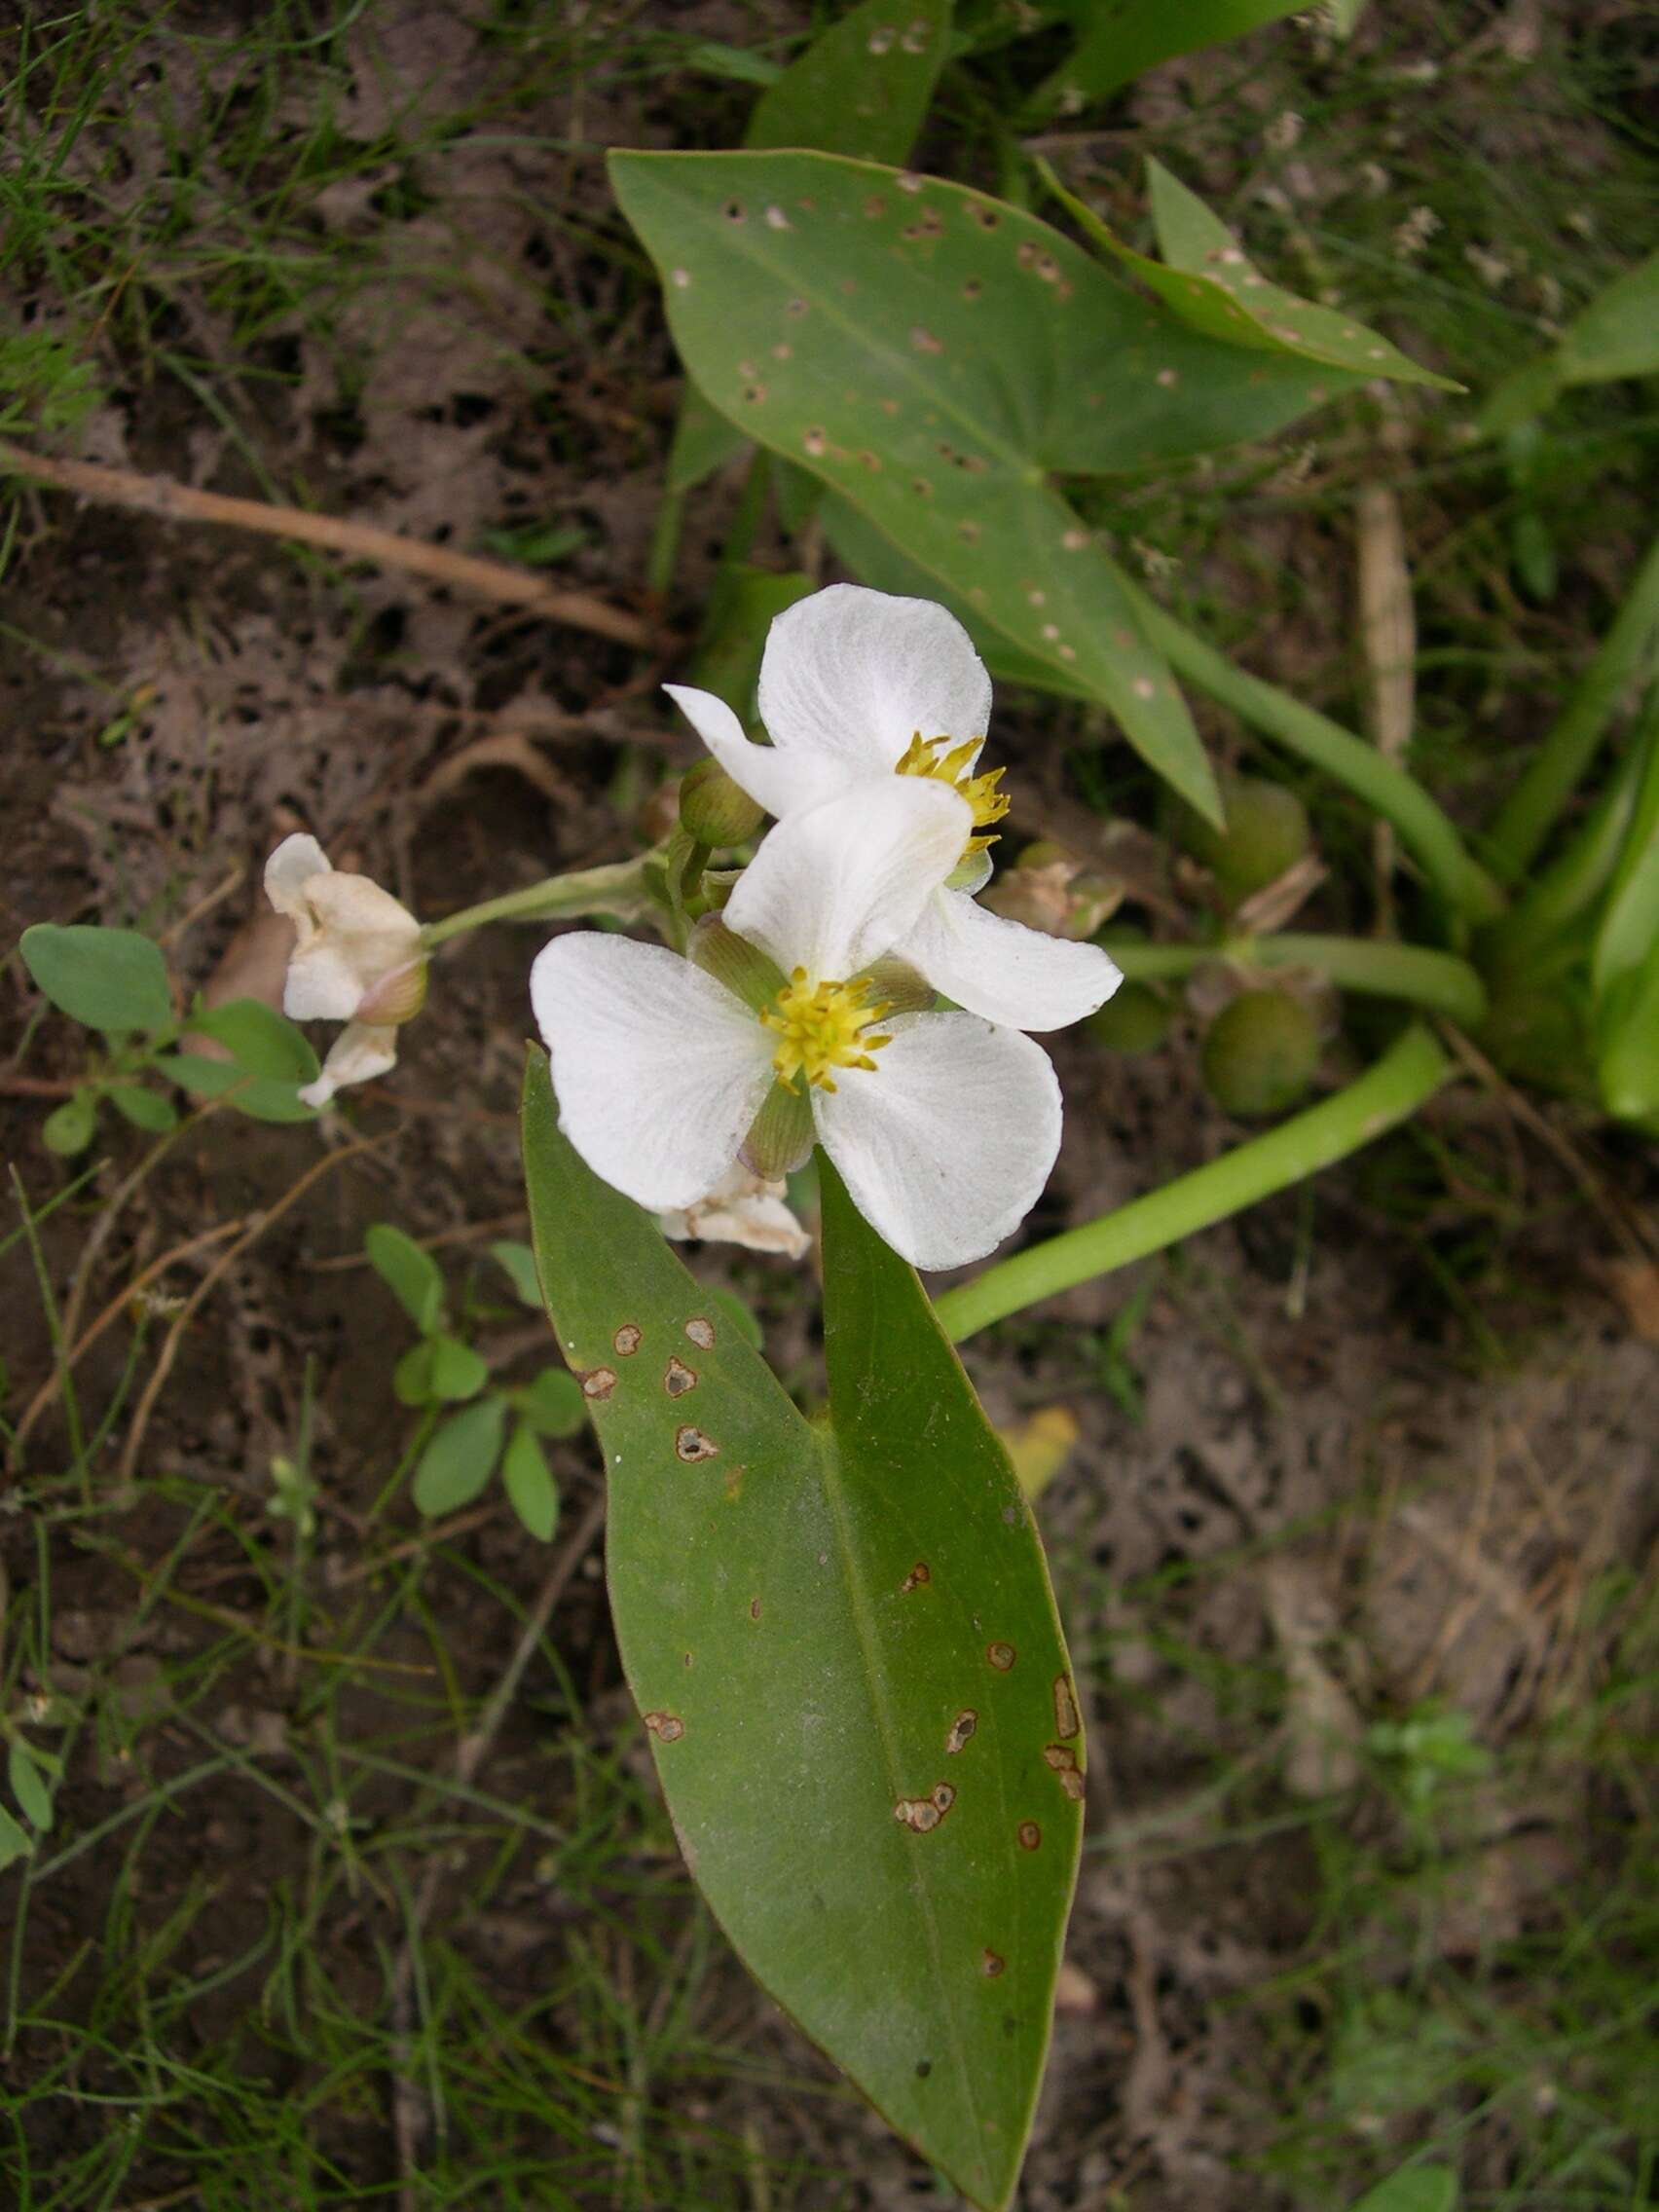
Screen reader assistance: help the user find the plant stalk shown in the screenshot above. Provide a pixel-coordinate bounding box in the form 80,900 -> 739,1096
1486,530 -> 1659,880
936,1023 -> 1452,1343
1122,577 -> 1505,925
420,855 -> 658,949
1110,933 -> 1487,1024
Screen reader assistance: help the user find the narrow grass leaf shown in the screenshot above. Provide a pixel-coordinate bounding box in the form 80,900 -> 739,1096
1350,2168 -> 1459,2212
524,1048 -> 1082,2210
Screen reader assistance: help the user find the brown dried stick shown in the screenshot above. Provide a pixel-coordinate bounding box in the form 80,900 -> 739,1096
0,439 -> 657,649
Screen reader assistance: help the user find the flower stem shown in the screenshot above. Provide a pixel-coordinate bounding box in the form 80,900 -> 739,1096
1486,529 -> 1659,882
1111,933 -> 1488,1025
420,856 -> 657,948
936,1023 -> 1452,1344
1123,577 -> 1505,925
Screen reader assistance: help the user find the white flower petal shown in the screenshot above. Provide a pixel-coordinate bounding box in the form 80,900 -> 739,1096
264,832 -> 332,918
813,1013 -> 1061,1271
758,584 -> 992,775
284,941 -> 374,1022
300,1021 -> 398,1109
723,780 -> 970,982
532,933 -> 775,1212
664,684 -> 849,818
899,889 -> 1124,1032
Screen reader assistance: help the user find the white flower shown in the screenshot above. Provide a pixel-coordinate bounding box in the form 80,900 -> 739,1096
658,1162 -> 810,1261
264,833 -> 426,1108
664,584 -> 1123,1035
531,784 -> 1063,1272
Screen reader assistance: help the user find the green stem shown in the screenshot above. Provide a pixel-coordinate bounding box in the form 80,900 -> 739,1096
1487,530 -> 1659,880
1486,734 -> 1647,971
1123,579 -> 1505,925
421,855 -> 657,949
1110,932 -> 1488,1025
936,1023 -> 1452,1343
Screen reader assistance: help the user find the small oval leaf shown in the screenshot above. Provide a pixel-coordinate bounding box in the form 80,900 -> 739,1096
365,1223 -> 444,1334
413,1397 -> 507,1518
501,1422 -> 560,1542
21,924 -> 174,1035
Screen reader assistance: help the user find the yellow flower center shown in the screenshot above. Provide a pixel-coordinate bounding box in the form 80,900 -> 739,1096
893,730 -> 1010,856
760,969 -> 893,1093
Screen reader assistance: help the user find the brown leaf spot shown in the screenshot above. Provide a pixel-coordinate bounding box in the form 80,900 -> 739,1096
908,325 -> 943,354
786,296 -> 808,317
981,1948 -> 1006,1978
581,1368 -> 617,1400
1043,1745 -> 1087,1800
612,1324 -> 642,1356
749,1597 -> 761,1622
968,203 -> 999,230
986,1641 -> 1016,1672
644,1712 -> 684,1744
802,426 -> 828,458
1053,1674 -> 1080,1740
664,1357 -> 696,1397
895,1796 -> 942,1833
675,1426 -> 719,1462
1017,1820 -> 1042,1851
1016,240 -> 1038,269
863,194 -> 888,219
901,1561 -> 931,1594
742,383 -> 767,405
931,1783 -> 955,1814
946,1710 -> 977,1754
895,170 -> 924,194
962,276 -> 983,302
683,1316 -> 716,1350
722,200 -> 745,224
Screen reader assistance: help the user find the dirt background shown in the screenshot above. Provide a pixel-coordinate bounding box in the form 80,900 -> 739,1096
3,2 -> 1656,2206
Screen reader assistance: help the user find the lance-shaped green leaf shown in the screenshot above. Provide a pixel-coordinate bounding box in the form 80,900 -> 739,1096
1480,247 -> 1659,433
523,1050 -> 1083,2211
1048,157 -> 1457,391
1028,0 -> 1308,114
611,148 -> 1350,819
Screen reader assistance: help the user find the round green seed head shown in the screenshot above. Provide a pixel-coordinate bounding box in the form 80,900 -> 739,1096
1201,990 -> 1319,1117
1086,983 -> 1170,1055
680,758 -> 765,847
1173,773 -> 1311,903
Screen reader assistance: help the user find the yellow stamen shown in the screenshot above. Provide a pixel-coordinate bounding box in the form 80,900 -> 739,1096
760,969 -> 894,1093
893,729 -> 1011,849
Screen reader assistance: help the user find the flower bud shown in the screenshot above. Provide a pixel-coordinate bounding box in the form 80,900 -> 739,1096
679,757 -> 765,847
1200,989 -> 1319,1117
1171,773 -> 1311,904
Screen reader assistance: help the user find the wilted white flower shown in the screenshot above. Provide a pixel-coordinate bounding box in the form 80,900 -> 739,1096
663,585 -> 1122,1035
533,783 -> 1066,1272
264,833 -> 425,1108
658,1162 -> 811,1260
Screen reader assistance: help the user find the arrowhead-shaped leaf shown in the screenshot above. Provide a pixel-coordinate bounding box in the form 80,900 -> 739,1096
610,148 -> 1352,819
523,1049 -> 1084,2210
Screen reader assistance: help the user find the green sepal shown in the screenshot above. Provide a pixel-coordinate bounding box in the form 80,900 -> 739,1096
687,915 -> 787,1012
740,1077 -> 814,1179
